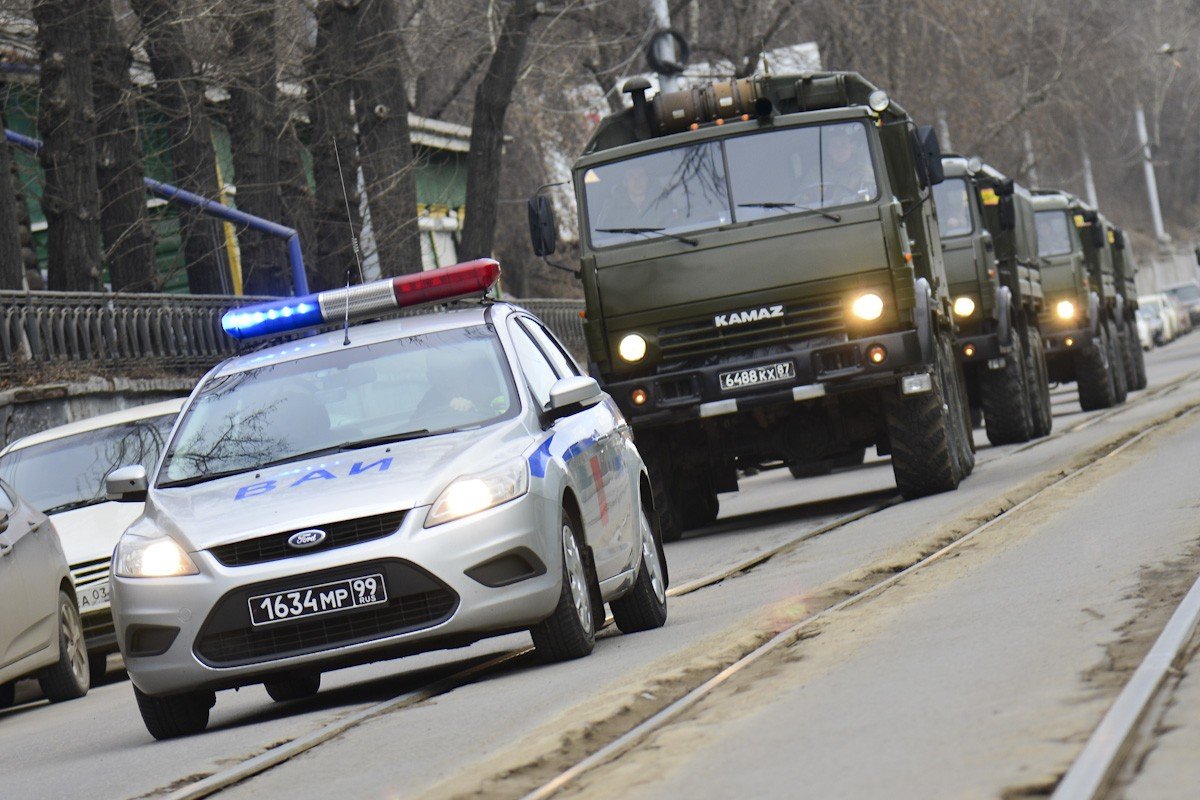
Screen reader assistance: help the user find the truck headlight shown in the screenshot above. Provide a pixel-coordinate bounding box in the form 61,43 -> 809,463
426,460 -> 529,527
1056,300 -> 1076,320
953,296 -> 976,317
114,534 -> 199,578
618,333 -> 647,363
850,292 -> 884,321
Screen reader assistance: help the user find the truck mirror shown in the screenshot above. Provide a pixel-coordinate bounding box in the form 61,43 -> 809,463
914,125 -> 945,188
1112,229 -> 1126,250
998,196 -> 1016,232
997,178 -> 1015,197
1194,246 -> 1200,267
527,194 -> 557,257
1091,225 -> 1105,249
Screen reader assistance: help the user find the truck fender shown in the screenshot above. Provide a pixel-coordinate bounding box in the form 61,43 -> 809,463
996,286 -> 1013,346
913,277 -> 934,364
1088,292 -> 1101,336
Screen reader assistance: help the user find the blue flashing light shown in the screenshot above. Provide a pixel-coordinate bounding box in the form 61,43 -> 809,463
222,295 -> 326,340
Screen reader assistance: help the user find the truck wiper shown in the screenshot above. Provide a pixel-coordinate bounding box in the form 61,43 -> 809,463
737,201 -> 842,223
595,227 -> 699,247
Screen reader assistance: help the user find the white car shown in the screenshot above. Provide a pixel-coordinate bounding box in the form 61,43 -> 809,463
0,479 -> 90,708
1138,293 -> 1177,344
0,399 -> 184,682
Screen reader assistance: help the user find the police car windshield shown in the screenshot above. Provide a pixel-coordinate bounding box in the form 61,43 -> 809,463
0,415 -> 176,514
159,326 -> 518,486
1036,210 -> 1075,257
932,178 -> 974,237
584,120 -> 877,248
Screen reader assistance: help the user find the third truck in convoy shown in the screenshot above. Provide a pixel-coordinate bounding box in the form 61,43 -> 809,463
531,71 -> 976,539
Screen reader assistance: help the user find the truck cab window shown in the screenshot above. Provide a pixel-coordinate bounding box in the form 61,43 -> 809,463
932,178 -> 975,237
1035,210 -> 1074,257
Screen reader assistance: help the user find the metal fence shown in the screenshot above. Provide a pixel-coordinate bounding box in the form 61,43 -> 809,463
0,290 -> 585,381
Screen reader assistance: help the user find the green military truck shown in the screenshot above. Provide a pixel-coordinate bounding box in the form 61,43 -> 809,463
1109,224 -> 1148,391
1031,190 -> 1128,410
933,157 -> 1052,444
529,71 -> 975,539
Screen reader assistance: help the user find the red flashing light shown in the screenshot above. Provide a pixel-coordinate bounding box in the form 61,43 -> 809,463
390,258 -> 500,307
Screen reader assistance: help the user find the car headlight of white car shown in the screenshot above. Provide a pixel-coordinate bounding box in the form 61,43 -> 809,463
425,459 -> 530,527
114,533 -> 199,578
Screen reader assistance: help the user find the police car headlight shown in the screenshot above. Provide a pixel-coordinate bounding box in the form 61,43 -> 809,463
114,534 -> 199,578
426,460 -> 530,527
953,296 -> 976,317
1056,300 -> 1076,320
850,292 -> 885,321
618,333 -> 647,363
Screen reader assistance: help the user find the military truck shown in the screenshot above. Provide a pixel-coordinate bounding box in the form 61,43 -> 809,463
1109,225 -> 1148,391
933,157 -> 1052,444
1031,190 -> 1128,410
529,71 -> 975,539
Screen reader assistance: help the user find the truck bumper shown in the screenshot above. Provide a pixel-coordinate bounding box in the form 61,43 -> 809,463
1043,327 -> 1093,357
955,332 -> 1003,365
605,329 -> 927,424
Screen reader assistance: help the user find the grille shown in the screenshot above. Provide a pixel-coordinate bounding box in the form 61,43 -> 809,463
194,560 -> 458,667
71,556 -> 111,588
658,299 -> 846,360
208,510 -> 407,567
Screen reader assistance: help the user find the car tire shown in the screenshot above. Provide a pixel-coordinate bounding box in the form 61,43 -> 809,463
264,671 -> 321,702
529,509 -> 596,662
134,685 -> 216,740
1024,326 -> 1054,438
0,682 -> 14,709
610,504 -> 668,634
88,651 -> 108,687
981,319 -> 1035,445
37,592 -> 90,703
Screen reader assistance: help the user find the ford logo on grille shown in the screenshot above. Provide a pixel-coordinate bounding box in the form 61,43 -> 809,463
287,529 -> 327,549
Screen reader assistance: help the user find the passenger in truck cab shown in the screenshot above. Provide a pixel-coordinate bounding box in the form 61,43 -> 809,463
823,124 -> 876,206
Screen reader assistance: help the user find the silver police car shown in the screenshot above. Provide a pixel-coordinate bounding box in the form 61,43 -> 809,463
107,261 -> 668,739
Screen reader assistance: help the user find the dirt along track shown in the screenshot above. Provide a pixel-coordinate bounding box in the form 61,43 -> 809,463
3,335 -> 1200,800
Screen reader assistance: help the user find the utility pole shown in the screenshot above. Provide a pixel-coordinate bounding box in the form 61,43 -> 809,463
1022,130 -> 1039,187
936,110 -> 952,152
1134,103 -> 1170,244
1079,136 -> 1099,208
648,0 -> 683,93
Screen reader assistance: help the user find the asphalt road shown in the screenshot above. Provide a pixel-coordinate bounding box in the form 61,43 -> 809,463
3,335 -> 1200,800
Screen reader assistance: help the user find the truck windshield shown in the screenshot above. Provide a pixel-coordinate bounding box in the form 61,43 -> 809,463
932,178 -> 974,237
158,326 -> 519,487
1036,210 -> 1075,257
583,120 -> 877,247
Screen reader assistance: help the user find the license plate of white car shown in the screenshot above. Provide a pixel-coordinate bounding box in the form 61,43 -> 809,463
718,361 -> 795,391
248,573 -> 387,626
77,581 -> 110,612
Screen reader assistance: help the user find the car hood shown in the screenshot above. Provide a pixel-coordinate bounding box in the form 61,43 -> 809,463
51,502 -> 144,566
139,424 -> 532,552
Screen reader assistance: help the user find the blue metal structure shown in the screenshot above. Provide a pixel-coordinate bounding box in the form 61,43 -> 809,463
5,129 -> 309,295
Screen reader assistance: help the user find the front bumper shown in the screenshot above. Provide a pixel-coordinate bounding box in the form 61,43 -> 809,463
1043,327 -> 1094,356
605,329 -> 927,425
112,493 -> 561,696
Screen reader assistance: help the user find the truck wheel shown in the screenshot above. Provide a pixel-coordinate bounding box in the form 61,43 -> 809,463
981,321 -> 1035,445
134,685 -> 215,739
1075,322 -> 1117,411
529,509 -> 596,662
1108,320 -> 1129,404
675,473 -> 718,530
1024,326 -> 1053,437
610,504 -> 668,633
1124,319 -> 1148,390
946,337 -> 975,481
789,461 -> 833,479
37,592 -> 90,703
884,331 -> 963,498
832,448 -> 867,469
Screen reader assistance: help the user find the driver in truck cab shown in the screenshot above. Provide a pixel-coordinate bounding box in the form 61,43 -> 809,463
823,124 -> 876,205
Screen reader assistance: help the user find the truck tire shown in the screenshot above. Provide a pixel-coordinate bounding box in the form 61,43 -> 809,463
981,319 -> 1035,445
1075,322 -> 1117,411
1123,318 -> 1148,390
1024,326 -> 1053,437
946,337 -> 975,482
884,331 -> 963,498
677,473 -> 719,530
1108,319 -> 1129,404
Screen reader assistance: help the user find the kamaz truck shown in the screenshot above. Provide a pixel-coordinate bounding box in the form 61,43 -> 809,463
933,157 -> 1052,444
529,71 -> 975,539
1031,190 -> 1128,410
1109,225 -> 1148,391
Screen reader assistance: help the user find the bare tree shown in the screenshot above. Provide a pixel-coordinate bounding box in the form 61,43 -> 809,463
0,107 -> 23,290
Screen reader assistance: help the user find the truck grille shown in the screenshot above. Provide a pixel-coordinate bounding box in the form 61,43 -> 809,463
658,299 -> 846,360
208,510 -> 407,567
193,560 -> 458,667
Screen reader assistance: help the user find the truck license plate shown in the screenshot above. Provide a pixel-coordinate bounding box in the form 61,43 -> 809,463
248,573 -> 387,626
718,361 -> 795,391
77,581 -> 110,612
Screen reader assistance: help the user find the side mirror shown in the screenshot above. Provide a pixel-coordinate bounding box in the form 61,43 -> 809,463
527,194 -> 557,257
997,178 -> 1015,197
544,376 -> 603,423
914,125 -> 945,188
106,465 -> 148,503
998,195 -> 1016,232
1112,229 -> 1126,250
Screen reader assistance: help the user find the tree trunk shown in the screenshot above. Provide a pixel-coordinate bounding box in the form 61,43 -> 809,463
307,0 -> 362,290
131,0 -> 229,295
224,0 -> 289,296
0,109 -> 23,290
458,0 -> 540,261
278,118 -> 316,291
91,0 -> 157,292
32,0 -> 103,292
350,0 -> 422,276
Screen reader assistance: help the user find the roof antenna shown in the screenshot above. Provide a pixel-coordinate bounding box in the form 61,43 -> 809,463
333,141 -> 365,284
342,267 -> 352,346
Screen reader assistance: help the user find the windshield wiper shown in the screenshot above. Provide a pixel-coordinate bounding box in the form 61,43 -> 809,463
156,430 -> 434,489
737,202 -> 842,223
595,227 -> 699,247
43,496 -> 109,515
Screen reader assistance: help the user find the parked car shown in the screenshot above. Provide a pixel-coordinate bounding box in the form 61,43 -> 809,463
0,479 -> 90,709
1164,282 -> 1200,330
1138,293 -> 1178,344
0,399 -> 184,683
1136,307 -> 1159,350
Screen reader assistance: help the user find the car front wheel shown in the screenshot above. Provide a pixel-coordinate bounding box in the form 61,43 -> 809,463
611,505 -> 668,633
135,685 -> 216,740
529,510 -> 596,662
37,592 -> 90,703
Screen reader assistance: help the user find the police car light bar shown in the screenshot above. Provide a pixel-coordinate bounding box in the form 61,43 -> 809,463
221,258 -> 501,340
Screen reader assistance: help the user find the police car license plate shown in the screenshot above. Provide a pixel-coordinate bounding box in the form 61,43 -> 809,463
718,361 -> 795,391
77,581 -> 110,612
249,573 -> 387,626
